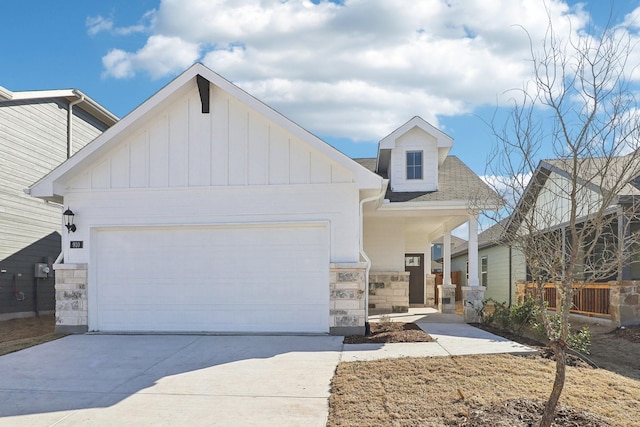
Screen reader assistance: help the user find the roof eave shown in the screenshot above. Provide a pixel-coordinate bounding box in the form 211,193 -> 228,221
29,63 -> 383,198
1,87 -> 118,126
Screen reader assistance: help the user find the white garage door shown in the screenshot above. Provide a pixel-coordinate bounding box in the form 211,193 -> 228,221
91,223 -> 329,333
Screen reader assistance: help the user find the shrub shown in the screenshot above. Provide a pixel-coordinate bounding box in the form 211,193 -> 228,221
482,297 -> 539,333
482,299 -> 511,329
509,297 -> 539,334
532,313 -> 592,355
481,297 -> 591,354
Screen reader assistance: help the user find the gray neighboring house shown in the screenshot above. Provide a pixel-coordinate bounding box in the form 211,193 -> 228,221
0,85 -> 117,320
451,219 -> 526,306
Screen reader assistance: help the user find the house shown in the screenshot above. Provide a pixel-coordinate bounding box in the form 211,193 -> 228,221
29,63 -> 499,335
462,157 -> 640,325
0,86 -> 117,321
451,219 -> 526,306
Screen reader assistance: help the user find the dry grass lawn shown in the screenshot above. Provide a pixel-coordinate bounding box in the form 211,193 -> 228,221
0,315 -> 65,356
328,354 -> 640,426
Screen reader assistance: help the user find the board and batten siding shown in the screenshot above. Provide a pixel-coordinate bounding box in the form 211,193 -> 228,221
0,99 -> 109,316
62,83 -> 361,265
389,126 -> 438,192
68,85 -> 353,191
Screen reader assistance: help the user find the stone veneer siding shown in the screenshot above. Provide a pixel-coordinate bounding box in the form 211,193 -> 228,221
329,262 -> 367,336
53,263 -> 88,334
53,262 -> 372,335
368,272 -> 410,314
610,281 -> 640,326
425,274 -> 436,306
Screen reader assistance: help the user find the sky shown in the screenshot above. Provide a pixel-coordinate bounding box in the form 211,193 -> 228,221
2,0 -> 640,236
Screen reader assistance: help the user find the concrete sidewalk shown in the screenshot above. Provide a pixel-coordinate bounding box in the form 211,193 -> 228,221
341,308 -> 537,362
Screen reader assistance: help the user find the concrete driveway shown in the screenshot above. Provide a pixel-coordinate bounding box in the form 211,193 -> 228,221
0,335 -> 343,427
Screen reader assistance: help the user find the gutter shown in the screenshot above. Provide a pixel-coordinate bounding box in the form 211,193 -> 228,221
0,86 -> 12,100
359,179 -> 389,333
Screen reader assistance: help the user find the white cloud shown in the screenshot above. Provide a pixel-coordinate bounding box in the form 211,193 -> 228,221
102,36 -> 200,79
96,0 -> 632,141
102,49 -> 134,79
622,6 -> 640,29
87,11 -> 154,37
86,16 -> 113,36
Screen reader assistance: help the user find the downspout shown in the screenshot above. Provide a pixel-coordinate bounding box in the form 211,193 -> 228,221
359,179 -> 388,334
508,245 -> 512,306
67,93 -> 85,158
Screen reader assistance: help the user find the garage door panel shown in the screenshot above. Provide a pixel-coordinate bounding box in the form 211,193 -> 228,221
98,304 -> 327,332
93,224 -> 329,333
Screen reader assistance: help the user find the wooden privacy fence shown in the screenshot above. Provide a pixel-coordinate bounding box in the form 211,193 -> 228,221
525,282 -> 611,318
434,271 -> 463,302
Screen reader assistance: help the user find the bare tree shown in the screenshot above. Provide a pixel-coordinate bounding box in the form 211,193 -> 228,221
485,12 -> 640,427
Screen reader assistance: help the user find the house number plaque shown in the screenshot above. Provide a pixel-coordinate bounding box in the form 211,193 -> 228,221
70,241 -> 83,249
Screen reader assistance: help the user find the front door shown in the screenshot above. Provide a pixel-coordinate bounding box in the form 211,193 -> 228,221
405,253 -> 425,304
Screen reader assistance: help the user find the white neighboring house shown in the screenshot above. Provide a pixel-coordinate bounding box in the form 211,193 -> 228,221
29,63 -> 498,335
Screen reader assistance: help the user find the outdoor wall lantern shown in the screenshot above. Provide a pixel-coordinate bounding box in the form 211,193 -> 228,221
63,208 -> 76,233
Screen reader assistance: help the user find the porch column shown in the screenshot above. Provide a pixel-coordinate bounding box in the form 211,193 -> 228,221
462,214 -> 485,323
438,228 -> 456,313
618,210 -> 632,281
443,229 -> 451,285
468,214 -> 479,287
425,240 -> 432,276
425,240 -> 435,307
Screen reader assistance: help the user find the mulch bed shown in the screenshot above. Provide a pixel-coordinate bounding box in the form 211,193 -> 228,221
343,322 -> 434,344
453,398 -> 614,426
611,325 -> 640,343
473,323 -> 595,368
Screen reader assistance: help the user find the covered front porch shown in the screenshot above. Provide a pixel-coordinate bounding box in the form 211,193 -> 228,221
363,203 -> 486,323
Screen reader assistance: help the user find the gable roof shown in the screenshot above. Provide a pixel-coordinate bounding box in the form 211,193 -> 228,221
500,154 -> 640,235
544,155 -> 640,198
376,116 -> 453,175
0,85 -> 118,127
355,155 -> 502,207
29,63 -> 383,201
432,235 -> 467,247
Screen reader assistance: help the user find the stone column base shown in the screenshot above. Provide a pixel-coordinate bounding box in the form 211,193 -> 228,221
425,274 -> 436,306
462,286 -> 486,323
610,281 -> 640,327
329,263 -> 367,336
438,284 -> 457,314
53,263 -> 88,334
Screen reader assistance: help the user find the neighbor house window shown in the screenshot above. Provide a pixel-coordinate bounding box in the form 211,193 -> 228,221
406,151 -> 423,180
481,256 -> 488,287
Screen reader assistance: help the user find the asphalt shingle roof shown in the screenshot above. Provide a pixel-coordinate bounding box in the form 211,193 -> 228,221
354,155 -> 500,204
544,154 -> 640,197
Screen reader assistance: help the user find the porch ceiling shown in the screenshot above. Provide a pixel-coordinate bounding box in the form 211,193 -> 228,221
365,204 -> 470,241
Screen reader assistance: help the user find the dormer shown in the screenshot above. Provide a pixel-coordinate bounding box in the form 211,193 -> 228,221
376,116 -> 453,192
